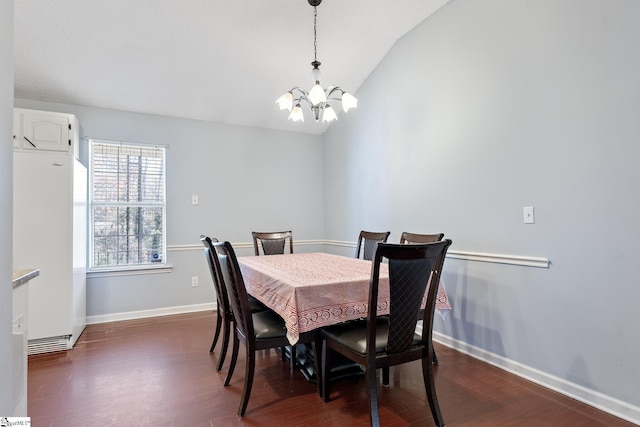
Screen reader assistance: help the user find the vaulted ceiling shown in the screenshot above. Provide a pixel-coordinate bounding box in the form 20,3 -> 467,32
14,0 -> 449,135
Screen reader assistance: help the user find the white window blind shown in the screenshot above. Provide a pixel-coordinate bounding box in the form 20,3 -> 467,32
89,140 -> 166,269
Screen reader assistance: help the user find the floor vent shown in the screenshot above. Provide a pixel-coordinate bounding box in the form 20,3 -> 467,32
27,336 -> 71,355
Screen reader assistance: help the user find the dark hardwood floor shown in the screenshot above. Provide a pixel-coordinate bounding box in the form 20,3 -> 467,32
28,311 -> 634,426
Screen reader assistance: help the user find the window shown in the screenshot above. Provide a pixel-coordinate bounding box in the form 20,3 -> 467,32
89,139 -> 166,269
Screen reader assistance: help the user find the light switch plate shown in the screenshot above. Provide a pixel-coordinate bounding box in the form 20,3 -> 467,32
523,206 -> 535,224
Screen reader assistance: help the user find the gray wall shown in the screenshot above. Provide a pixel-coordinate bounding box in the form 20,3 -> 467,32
323,0 -> 639,418
14,99 -> 325,320
10,0 -> 640,421
1,0 -> 14,415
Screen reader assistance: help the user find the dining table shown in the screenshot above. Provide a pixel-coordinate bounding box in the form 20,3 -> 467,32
237,252 -> 451,346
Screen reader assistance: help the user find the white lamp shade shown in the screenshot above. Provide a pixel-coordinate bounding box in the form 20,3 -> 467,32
322,105 -> 338,122
276,91 -> 294,111
341,92 -> 358,112
288,104 -> 304,122
308,84 -> 327,106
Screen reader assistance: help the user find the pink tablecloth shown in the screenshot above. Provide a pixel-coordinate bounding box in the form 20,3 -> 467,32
238,252 -> 451,345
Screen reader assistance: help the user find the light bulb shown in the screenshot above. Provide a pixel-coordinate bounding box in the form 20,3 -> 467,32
308,84 -> 326,106
341,92 -> 358,112
275,91 -> 293,111
288,104 -> 304,122
322,105 -> 337,122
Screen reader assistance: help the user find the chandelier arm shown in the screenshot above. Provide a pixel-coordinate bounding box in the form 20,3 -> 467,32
291,87 -> 310,97
326,86 -> 345,98
290,94 -> 314,108
293,97 -> 312,106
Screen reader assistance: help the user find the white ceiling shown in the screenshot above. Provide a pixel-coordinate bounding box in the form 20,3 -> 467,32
14,0 -> 449,135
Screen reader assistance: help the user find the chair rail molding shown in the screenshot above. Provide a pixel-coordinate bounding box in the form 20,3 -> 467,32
324,240 -> 549,268
446,250 -> 549,268
167,241 -> 549,268
167,240 -> 326,252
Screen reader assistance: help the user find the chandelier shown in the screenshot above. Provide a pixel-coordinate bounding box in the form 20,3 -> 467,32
275,0 -> 357,123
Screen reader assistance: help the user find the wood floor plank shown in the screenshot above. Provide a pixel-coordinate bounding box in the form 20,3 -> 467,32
27,312 -> 635,426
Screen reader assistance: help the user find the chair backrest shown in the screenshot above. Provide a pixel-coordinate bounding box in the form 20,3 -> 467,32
200,235 -> 231,317
252,231 -> 294,256
211,240 -> 254,340
399,231 -> 444,244
368,240 -> 452,354
355,230 -> 390,260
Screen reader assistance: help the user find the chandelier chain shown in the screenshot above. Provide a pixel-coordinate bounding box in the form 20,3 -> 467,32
313,6 -> 318,63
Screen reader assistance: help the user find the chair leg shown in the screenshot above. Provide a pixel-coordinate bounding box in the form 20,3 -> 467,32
322,342 -> 331,402
422,355 -> 444,427
367,364 -> 381,427
238,343 -> 256,416
279,345 -> 297,370
210,309 -> 222,353
224,330 -> 239,387
290,345 -> 297,370
382,367 -> 389,385
216,316 -> 232,372
432,347 -> 439,365
313,335 -> 323,398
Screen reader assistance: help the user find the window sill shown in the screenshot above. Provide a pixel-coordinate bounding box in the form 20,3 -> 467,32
87,264 -> 173,278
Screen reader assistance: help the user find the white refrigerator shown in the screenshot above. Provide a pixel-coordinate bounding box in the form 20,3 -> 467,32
12,108 -> 87,354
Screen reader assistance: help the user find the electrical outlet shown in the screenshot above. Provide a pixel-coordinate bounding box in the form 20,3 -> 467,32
191,194 -> 199,206
191,276 -> 199,287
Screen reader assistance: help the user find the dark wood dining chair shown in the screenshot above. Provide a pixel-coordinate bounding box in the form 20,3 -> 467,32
398,231 -> 445,366
211,240 -> 320,416
200,235 -> 267,372
320,240 -> 452,427
399,231 -> 444,244
252,230 -> 293,256
200,236 -> 225,359
355,230 -> 390,261
251,230 -> 296,362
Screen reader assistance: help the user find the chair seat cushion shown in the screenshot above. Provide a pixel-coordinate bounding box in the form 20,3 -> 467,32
322,317 -> 420,355
248,295 -> 268,313
252,310 -> 287,340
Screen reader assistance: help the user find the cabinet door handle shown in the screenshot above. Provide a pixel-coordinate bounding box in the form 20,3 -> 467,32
23,136 -> 36,148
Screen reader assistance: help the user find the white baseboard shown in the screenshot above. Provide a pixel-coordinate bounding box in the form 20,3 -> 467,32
86,302 -> 216,325
432,331 -> 640,425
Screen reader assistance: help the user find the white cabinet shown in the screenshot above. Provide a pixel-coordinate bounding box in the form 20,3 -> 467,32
13,108 -> 76,155
12,108 -> 87,354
